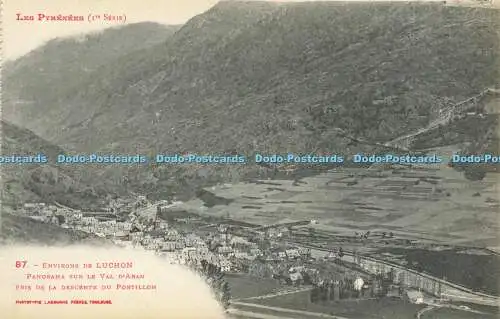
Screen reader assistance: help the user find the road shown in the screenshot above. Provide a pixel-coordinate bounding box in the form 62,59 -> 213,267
227,309 -> 300,319
416,301 -> 492,318
230,294 -> 491,319
385,88 -> 494,148
236,287 -> 313,301
229,281 -> 492,319
229,302 -> 350,319
416,306 -> 435,319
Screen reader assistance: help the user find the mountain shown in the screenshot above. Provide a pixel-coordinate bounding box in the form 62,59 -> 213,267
412,89 -> 500,179
3,2 -> 499,199
3,22 -> 181,126
1,120 -> 111,211
0,213 -> 107,245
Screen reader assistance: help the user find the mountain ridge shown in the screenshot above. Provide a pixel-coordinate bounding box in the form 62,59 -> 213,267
1,120 -> 111,211
3,2 -> 499,200
3,22 -> 181,127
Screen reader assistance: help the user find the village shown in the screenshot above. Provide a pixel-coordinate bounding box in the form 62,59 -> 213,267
20,196 -> 437,305
21,197 -> 324,280
15,187 -> 500,319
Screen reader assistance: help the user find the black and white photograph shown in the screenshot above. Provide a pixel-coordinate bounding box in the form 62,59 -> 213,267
1,0 -> 500,318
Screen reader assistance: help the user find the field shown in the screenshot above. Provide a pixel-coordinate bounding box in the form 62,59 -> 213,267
225,273 -> 285,299
250,291 -> 424,319
176,156 -> 500,296
5,1 -> 499,204
230,290 -> 498,319
180,159 -> 499,248
422,308 -> 498,319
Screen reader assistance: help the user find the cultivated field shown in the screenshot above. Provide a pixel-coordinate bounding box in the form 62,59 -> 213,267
226,273 -> 285,299
180,153 -> 499,249
421,307 -> 498,319
248,292 -> 424,319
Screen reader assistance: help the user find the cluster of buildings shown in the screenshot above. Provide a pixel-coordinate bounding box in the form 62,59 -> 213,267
21,201 -> 311,273
20,199 -> 427,305
21,198 -> 298,273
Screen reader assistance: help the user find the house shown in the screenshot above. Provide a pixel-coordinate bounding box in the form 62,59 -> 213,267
130,232 -> 144,241
165,229 -> 179,236
220,233 -> 230,241
174,241 -> 186,249
24,203 -> 38,209
81,217 -> 99,225
217,246 -> 233,254
250,248 -> 262,256
386,284 -> 401,298
185,234 -> 205,247
165,234 -> 181,241
298,248 -> 311,257
118,222 -> 133,231
24,203 -> 46,211
161,241 -> 177,252
285,249 -> 300,259
162,251 -> 183,264
404,290 -> 424,304
219,260 -> 231,272
156,220 -> 168,230
218,225 -> 229,233
182,247 -> 198,260
278,226 -> 290,236
49,215 -> 59,225
234,252 -> 251,260
289,266 -> 305,273
230,236 -> 250,247
266,228 -> 280,238
289,272 -> 303,285
247,242 -> 259,249
113,231 -> 130,240
29,216 -> 46,222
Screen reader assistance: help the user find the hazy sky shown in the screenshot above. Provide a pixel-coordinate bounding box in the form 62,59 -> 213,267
3,0 -> 463,61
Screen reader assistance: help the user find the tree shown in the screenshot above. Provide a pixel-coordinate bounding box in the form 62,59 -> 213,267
310,286 -> 320,303
353,249 -> 360,265
337,247 -> 345,263
199,260 -> 230,309
201,259 -> 209,273
302,271 -> 312,285
220,281 -> 231,309
464,167 -> 487,181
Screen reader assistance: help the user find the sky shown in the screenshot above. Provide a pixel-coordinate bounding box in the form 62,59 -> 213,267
3,0 -> 475,61
3,0 -> 220,60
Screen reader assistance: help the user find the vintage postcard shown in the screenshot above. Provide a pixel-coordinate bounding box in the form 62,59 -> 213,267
1,0 -> 499,318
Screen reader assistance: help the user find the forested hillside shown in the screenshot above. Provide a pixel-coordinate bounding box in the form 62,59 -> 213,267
3,2 -> 499,199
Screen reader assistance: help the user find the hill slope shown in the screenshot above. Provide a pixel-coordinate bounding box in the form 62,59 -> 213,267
0,213 -> 106,245
1,120 -> 110,211
3,2 -> 499,198
3,22 -> 180,126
